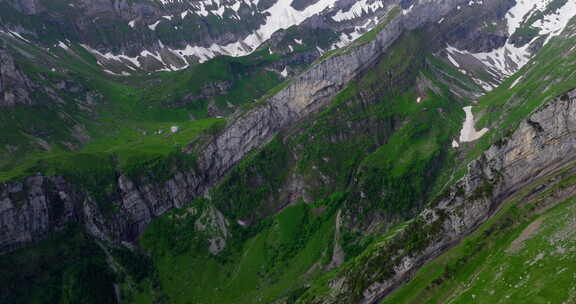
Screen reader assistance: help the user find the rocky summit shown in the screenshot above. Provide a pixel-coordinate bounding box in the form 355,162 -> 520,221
1,0 -> 576,303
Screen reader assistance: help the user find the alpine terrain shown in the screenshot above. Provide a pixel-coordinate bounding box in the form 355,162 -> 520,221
1,0 -> 576,303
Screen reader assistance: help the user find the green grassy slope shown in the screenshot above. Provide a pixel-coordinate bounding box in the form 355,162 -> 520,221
293,17 -> 576,304
0,37 -> 283,182
0,226 -> 118,304
468,18 -> 576,163
382,163 -> 576,304
121,31 -> 479,304
6,10 -> 576,304
131,196 -> 342,304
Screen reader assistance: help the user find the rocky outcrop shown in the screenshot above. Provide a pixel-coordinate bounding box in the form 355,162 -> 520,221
0,170 -> 206,253
0,46 -> 33,107
307,89 -> 576,303
195,205 -> 230,255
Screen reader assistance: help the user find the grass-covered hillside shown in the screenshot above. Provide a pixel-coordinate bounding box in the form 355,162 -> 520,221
472,17 -> 576,159
293,15 -> 576,304
93,30 -> 486,304
382,162 -> 576,304
3,3 -> 576,304
379,17 -> 576,304
0,25 -> 482,303
0,34 -> 286,183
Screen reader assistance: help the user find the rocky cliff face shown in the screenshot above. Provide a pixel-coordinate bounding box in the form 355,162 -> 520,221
307,88 -> 576,303
0,0 -> 469,254
0,46 -> 33,107
0,171 -> 205,253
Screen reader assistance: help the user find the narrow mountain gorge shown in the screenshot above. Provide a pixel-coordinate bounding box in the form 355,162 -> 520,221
1,0 -> 576,303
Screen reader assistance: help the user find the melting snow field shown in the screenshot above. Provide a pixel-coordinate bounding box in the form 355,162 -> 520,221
127,0 -> 341,70
100,0 -> 400,72
459,106 -> 488,143
445,0 -> 576,83
332,0 -> 383,22
78,0 -> 403,73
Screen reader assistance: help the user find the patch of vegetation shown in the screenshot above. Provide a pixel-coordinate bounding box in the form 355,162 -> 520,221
137,194 -> 345,304
0,30 -> 283,187
210,136 -> 293,221
382,169 -> 576,303
0,225 -> 117,304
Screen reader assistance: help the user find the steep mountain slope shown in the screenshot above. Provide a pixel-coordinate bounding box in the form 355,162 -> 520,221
0,0 -> 470,254
296,11 -> 576,304
0,31 -> 292,173
0,0 -> 428,175
1,0 -> 576,304
127,31 -> 471,304
383,148 -> 576,303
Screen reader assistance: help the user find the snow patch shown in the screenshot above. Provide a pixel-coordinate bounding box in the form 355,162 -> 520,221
445,0 -> 576,81
9,31 -> 29,42
332,0 -> 383,22
532,0 -> 576,45
81,44 -> 142,69
103,69 -> 125,76
510,75 -> 524,88
57,41 -> 69,50
148,20 -> 161,31
402,4 -> 414,16
459,106 -> 488,143
446,51 -> 461,68
473,77 -> 495,92
446,43 -> 532,79
331,16 -> 378,49
119,0 -> 386,69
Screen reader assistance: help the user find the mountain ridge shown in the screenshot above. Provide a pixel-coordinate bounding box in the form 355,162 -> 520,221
2,0 -> 576,303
